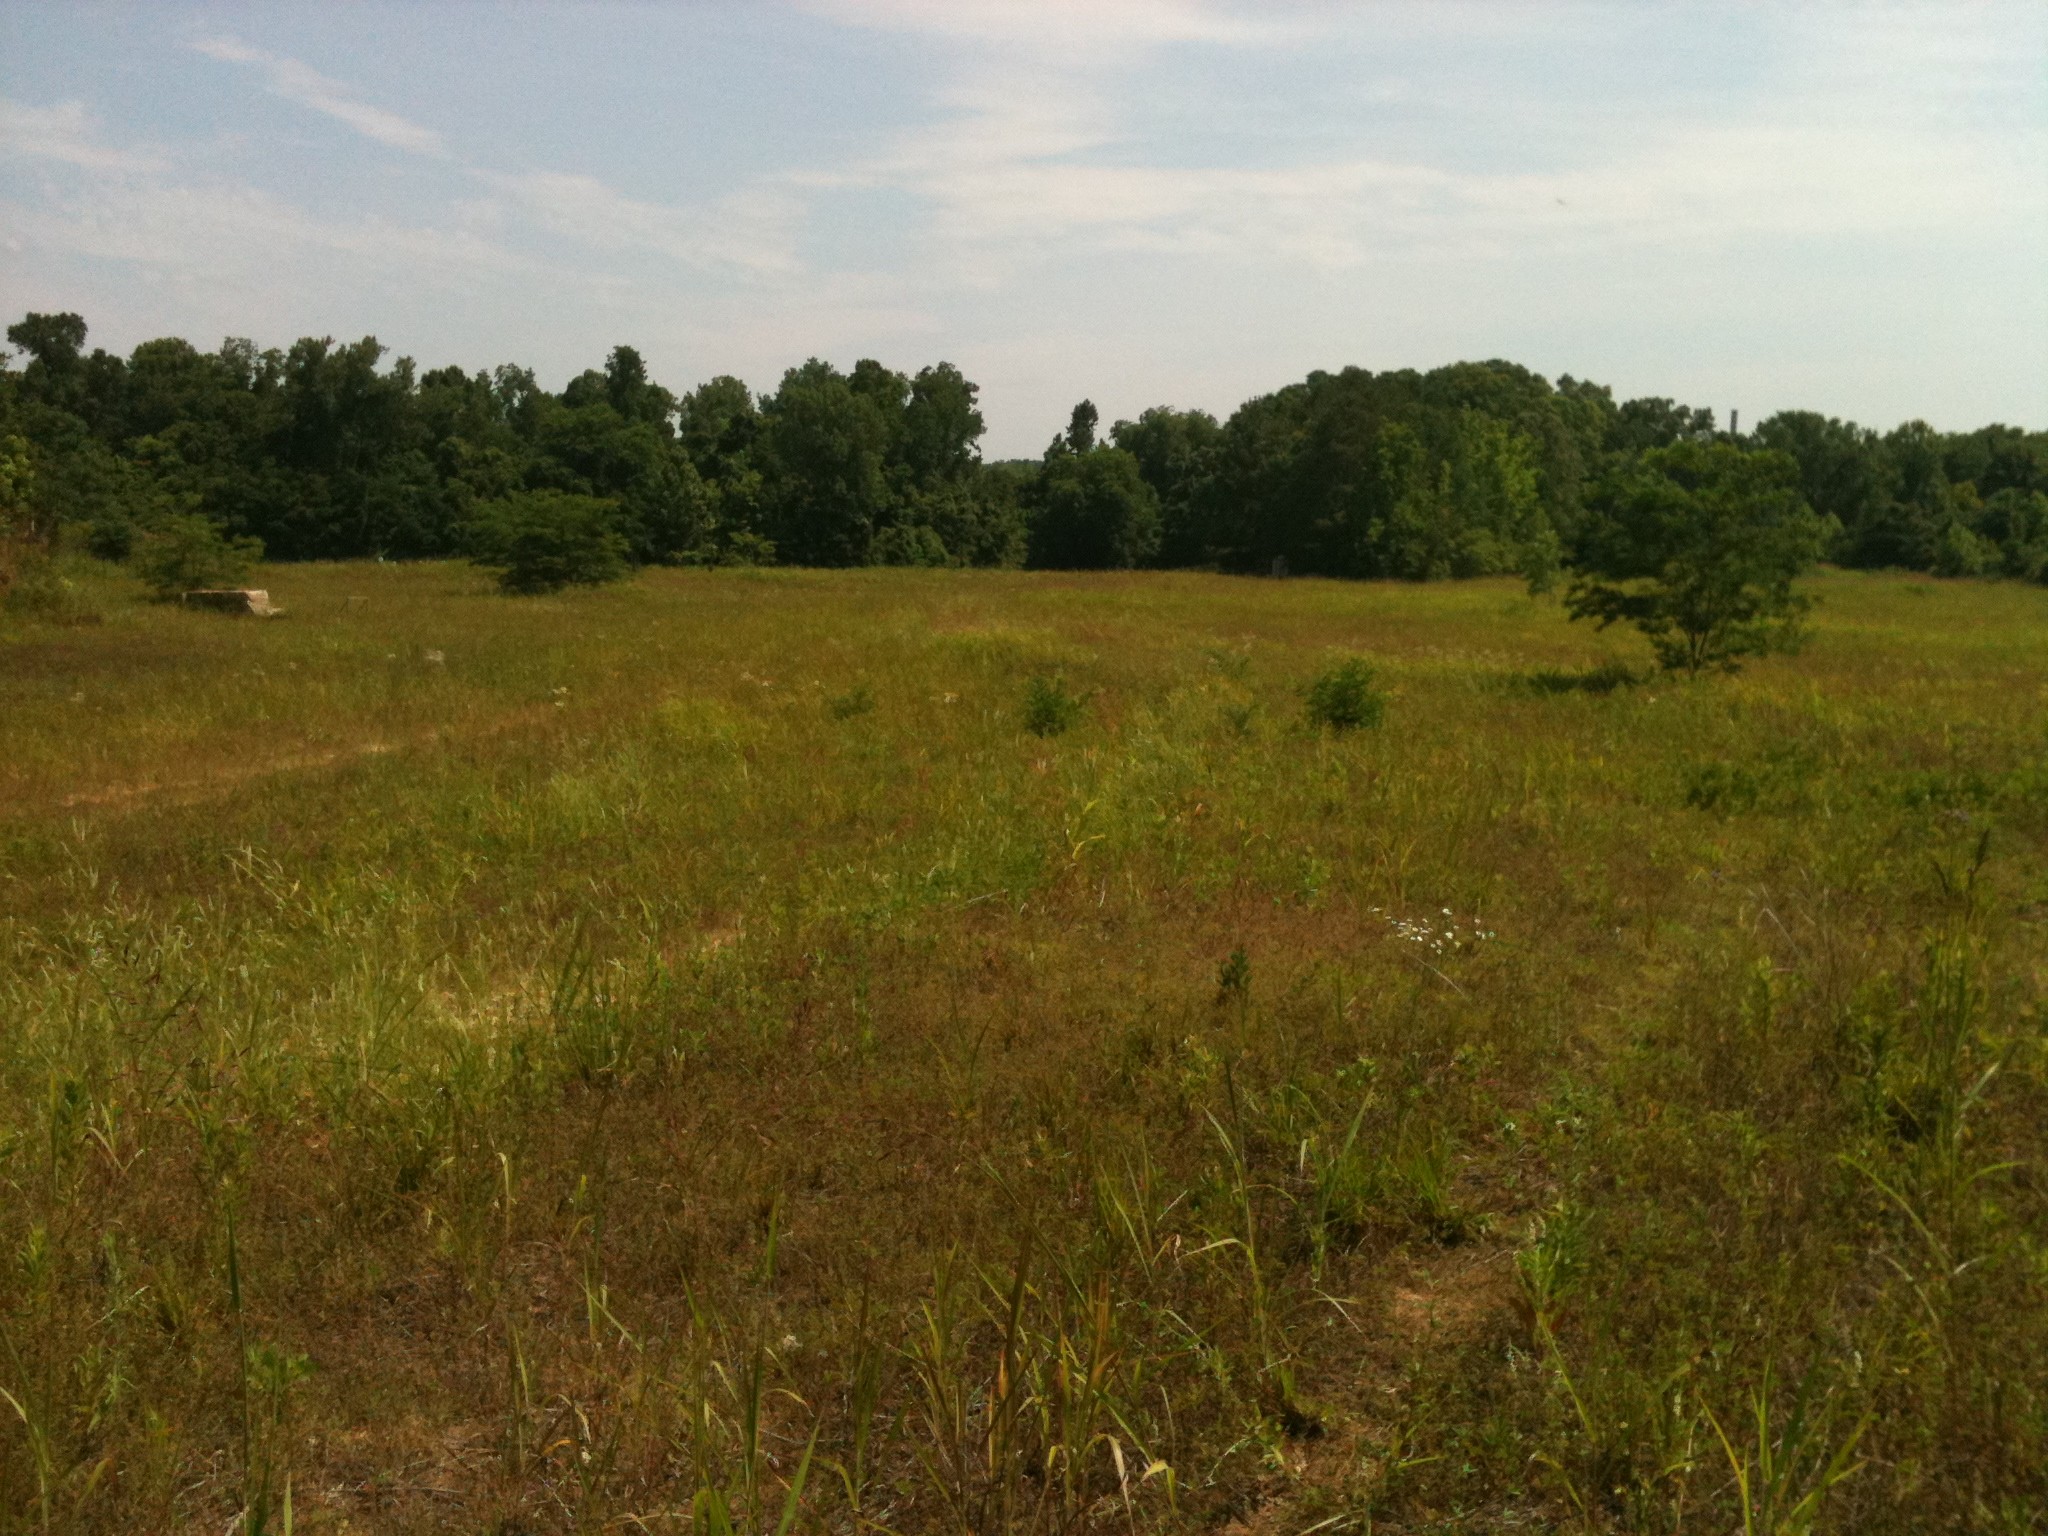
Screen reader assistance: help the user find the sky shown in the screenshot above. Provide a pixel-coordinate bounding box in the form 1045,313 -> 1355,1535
2,1 -> 2043,456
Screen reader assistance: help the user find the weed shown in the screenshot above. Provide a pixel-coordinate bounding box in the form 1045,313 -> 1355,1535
1215,946 -> 1251,1005
1303,655 -> 1386,731
1021,673 -> 1085,736
1515,659 -> 1637,695
827,682 -> 875,719
1705,1366 -> 1871,1536
1685,761 -> 1766,814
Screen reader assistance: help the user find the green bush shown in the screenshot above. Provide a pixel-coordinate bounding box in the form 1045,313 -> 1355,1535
827,683 -> 875,720
1684,761 -> 1764,815
130,513 -> 264,599
1,432 -> 44,604
1,553 -> 100,625
470,491 -> 629,595
1304,656 -> 1387,731
870,523 -> 951,567
1021,674 -> 1084,737
1932,519 -> 1993,578
84,516 -> 138,562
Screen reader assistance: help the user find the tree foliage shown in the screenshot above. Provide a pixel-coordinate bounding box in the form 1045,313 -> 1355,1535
1028,430 -> 1161,570
468,490 -> 629,595
1565,441 -> 1827,673
3,310 -> 2041,600
131,512 -> 264,599
1303,656 -> 1387,730
0,432 -> 40,599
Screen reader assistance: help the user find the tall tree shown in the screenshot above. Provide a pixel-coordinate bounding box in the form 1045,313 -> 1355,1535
897,363 -> 986,486
758,359 -> 892,566
1064,399 -> 1099,455
1028,440 -> 1160,570
1112,406 -> 1222,567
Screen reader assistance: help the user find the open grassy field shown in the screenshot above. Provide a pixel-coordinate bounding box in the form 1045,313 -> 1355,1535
2,562 -> 2045,1534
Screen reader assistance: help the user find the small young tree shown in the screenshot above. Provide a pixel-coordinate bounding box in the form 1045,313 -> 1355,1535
0,434 -> 39,601
470,490 -> 629,594
1566,441 -> 1826,674
1304,656 -> 1387,731
131,512 -> 265,599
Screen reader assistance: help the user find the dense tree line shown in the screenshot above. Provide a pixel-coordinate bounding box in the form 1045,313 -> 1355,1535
3,311 -> 2044,585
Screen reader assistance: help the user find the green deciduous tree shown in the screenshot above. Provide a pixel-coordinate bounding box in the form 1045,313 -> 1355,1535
1366,412 -> 1558,586
468,490 -> 628,594
1977,488 -> 2048,580
898,363 -> 986,487
758,360 -> 893,566
1028,442 -> 1160,570
5,305 -> 2036,589
1565,440 -> 1826,674
1112,406 -> 1222,567
1063,399 -> 1099,456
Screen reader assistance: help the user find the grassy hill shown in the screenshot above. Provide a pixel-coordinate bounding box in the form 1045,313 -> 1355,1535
2,565 -> 2044,1533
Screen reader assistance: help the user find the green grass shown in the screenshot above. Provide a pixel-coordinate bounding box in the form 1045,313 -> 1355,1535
1,562 -> 2045,1533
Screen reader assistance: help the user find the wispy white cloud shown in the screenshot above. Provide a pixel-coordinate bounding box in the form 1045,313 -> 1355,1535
2,23 -> 811,304
797,0 -> 1282,51
0,98 -> 169,174
473,170 -> 806,276
192,34 -> 448,158
0,100 -> 539,318
832,1 -> 2047,283
176,34 -> 809,279
2,179 -> 535,282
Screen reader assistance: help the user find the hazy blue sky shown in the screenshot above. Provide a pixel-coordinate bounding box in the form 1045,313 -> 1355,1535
3,2 -> 2043,454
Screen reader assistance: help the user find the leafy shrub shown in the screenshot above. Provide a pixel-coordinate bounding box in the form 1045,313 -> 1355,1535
1516,659 -> 1637,696
1021,674 -> 1084,736
0,432 -> 43,604
130,513 -> 264,599
1684,762 -> 1764,814
1,553 -> 100,625
870,523 -> 951,567
470,491 -> 629,595
84,516 -> 138,562
827,683 -> 875,720
1304,656 -> 1387,731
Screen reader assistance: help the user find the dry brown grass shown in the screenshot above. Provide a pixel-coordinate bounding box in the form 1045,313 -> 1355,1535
1,561 -> 2044,1533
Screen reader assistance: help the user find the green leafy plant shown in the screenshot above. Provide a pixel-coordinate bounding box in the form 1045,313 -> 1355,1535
1565,441 -> 1827,674
1685,761 -> 1766,815
827,683 -> 875,720
1303,655 -> 1387,731
1,552 -> 100,624
0,433 -> 44,604
129,513 -> 264,599
469,490 -> 629,595
1021,674 -> 1084,736
1705,1367 -> 1871,1536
